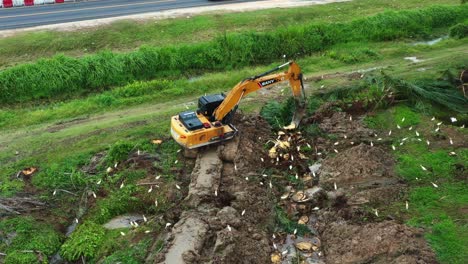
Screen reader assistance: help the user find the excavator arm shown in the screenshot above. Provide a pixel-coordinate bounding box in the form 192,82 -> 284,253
170,61 -> 306,149
213,61 -> 306,127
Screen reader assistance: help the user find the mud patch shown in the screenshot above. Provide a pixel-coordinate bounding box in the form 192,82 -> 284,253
320,144 -> 396,187
320,221 -> 437,264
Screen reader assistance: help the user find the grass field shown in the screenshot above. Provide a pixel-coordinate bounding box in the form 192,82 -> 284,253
0,0 -> 467,263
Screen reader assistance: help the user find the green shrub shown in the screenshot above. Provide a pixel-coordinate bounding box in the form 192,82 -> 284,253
449,22 -> 468,39
0,217 -> 62,264
90,185 -> 142,224
0,5 -> 466,105
60,222 -> 106,261
106,140 -> 134,164
260,97 -> 296,129
4,251 -> 40,264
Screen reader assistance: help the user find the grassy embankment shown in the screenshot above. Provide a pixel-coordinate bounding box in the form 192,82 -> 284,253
0,0 -> 467,263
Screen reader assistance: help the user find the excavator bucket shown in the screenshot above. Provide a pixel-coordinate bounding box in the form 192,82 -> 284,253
283,101 -> 307,130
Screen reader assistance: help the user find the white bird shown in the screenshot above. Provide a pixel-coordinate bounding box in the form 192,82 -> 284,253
295,173 -> 298,179
350,142 -> 354,145
269,181 -> 273,189
245,177 -> 249,181
415,131 -> 419,137
120,232 -> 125,236
397,124 -> 401,129
289,165 -> 293,170
155,175 -> 161,180
431,117 -> 435,121
401,117 -> 405,122
120,182 -> 124,189
273,243 -> 277,250
165,223 -> 172,228
259,182 -> 263,185
92,192 -> 97,198
261,157 -> 264,162
405,201 -> 409,210
344,135 -> 347,139
262,174 -> 268,177
137,149 -> 141,156
307,143 -> 311,148
437,122 -> 443,126
449,151 -> 456,156
408,126 -> 413,131
241,209 -> 246,216
334,142 -> 339,146
227,225 -> 232,232
215,189 -> 218,196
392,145 -> 396,150
143,215 -> 147,222
97,179 -> 101,185
145,230 -> 151,234
449,138 -> 453,145
234,164 -> 238,171
293,229 -> 297,235
75,218 -> 79,223
291,155 -> 294,161
450,117 -> 457,123
377,138 -> 382,141
426,140 -> 430,145
374,209 -> 379,217
106,167 -> 113,173
176,184 -> 181,189
177,149 -> 181,153
370,141 -> 374,147
334,182 -> 337,190
349,116 -> 353,121
282,250 -> 288,256
114,162 -> 118,168
388,130 -> 392,136
148,186 -> 153,193
420,165 -> 427,171
53,190 -> 57,196
431,182 -> 438,188
435,127 -> 440,132
154,200 -> 158,207
402,137 -> 408,141
334,149 -> 339,153
313,207 -> 320,210
174,160 -> 178,164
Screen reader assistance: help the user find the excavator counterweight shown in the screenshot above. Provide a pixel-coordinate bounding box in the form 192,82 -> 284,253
171,61 -> 306,149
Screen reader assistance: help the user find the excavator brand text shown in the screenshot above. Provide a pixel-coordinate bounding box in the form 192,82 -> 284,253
259,79 -> 277,87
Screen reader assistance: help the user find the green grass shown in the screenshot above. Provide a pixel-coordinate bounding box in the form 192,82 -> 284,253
364,102 -> 468,264
0,0 -> 460,68
0,217 -> 63,264
1,4 -> 466,105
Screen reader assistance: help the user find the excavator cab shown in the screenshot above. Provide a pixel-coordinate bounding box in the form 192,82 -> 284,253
171,61 -> 306,149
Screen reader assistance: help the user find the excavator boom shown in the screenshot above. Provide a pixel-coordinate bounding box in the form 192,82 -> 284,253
171,61 -> 306,149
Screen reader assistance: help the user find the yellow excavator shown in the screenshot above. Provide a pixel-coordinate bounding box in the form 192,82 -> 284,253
171,61 -> 306,149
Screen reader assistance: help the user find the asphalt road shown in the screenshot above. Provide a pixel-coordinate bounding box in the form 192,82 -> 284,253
0,0 -> 261,30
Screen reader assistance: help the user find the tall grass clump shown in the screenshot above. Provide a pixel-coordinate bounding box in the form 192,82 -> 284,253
0,5 -> 466,105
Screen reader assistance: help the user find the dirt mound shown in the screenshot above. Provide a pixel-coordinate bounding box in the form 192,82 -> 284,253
319,111 -> 374,140
320,144 -> 395,186
154,115 -> 274,264
320,221 -> 437,264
